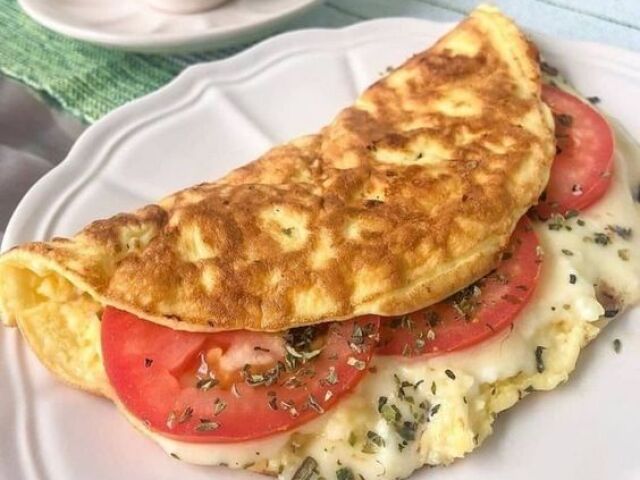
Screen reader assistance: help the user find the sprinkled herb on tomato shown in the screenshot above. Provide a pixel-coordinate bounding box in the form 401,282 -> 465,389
536,85 -> 614,217
102,309 -> 378,442
377,218 -> 541,357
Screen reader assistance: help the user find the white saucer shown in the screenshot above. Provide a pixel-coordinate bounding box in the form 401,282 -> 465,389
18,0 -> 323,53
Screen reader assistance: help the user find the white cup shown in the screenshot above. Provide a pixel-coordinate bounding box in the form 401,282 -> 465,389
141,0 -> 229,14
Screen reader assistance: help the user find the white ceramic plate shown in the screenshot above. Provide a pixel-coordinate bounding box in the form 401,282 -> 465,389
2,18 -> 640,480
18,0 -> 322,53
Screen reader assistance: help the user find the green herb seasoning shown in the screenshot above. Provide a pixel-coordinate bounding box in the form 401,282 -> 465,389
400,315 -> 413,329
362,430 -> 386,453
283,326 -> 324,370
195,419 -> 220,432
613,338 -> 622,354
604,309 -> 619,318
292,457 -> 319,480
395,422 -> 418,442
412,400 -> 430,423
347,357 -> 366,370
608,225 -> 633,240
555,113 -> 573,128
425,310 -> 440,327
350,324 -> 365,346
361,443 -> 377,454
177,406 -> 193,424
213,398 -> 227,416
380,403 -> 401,423
336,467 -> 355,480
592,232 -> 612,246
267,391 -> 278,411
325,367 -> 338,385
451,284 -> 482,320
307,394 -> 324,414
279,399 -> 299,417
242,362 -> 284,387
366,430 -> 385,447
541,62 -> 559,76
548,214 -> 568,231
535,346 -> 546,373
197,377 -> 219,391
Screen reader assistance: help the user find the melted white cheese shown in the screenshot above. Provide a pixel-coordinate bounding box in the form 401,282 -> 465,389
139,121 -> 640,479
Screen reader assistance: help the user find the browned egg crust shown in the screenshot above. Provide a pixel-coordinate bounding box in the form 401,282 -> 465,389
1,7 -> 554,332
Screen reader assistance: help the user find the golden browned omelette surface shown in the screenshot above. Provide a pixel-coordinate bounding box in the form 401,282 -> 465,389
0,6 -> 554,333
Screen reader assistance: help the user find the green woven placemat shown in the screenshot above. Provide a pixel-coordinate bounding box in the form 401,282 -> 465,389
2,0 -> 639,123
0,1 -> 356,122
1,3 -> 179,122
0,0 -> 370,122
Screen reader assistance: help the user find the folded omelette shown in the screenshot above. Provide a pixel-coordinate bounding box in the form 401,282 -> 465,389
9,5 -> 624,480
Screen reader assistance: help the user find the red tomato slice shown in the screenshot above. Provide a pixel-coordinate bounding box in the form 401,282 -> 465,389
536,85 -> 614,217
102,308 -> 378,443
377,218 -> 541,357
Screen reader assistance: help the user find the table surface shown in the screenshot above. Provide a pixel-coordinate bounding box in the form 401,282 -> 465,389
2,0 -> 640,242
0,76 -> 85,244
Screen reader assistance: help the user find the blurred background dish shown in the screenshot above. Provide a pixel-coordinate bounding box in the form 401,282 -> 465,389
140,0 -> 229,14
17,0 -> 323,53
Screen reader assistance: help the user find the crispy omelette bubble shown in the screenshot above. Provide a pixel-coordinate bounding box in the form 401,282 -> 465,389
0,6 -> 553,395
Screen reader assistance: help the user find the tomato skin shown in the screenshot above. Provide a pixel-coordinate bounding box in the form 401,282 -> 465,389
102,309 -> 378,443
536,85 -> 614,217
377,218 -> 541,357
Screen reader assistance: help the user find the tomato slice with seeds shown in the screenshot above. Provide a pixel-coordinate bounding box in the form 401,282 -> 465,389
102,309 -> 378,443
536,85 -> 614,217
377,218 -> 541,357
